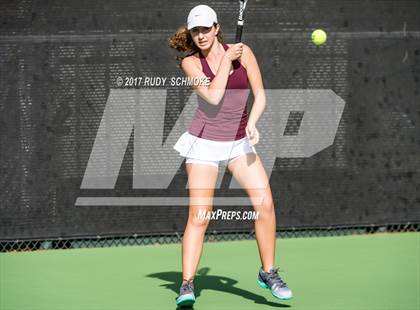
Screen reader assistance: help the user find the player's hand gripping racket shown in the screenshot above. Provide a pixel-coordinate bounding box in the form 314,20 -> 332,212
235,0 -> 248,43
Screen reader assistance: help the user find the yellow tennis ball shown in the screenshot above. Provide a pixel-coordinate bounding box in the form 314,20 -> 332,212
311,29 -> 327,45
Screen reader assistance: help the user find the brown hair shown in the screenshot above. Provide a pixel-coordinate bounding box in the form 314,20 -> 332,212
168,23 -> 224,65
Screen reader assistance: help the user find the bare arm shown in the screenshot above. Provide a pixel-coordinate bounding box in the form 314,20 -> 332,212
180,43 -> 243,106
242,44 -> 266,125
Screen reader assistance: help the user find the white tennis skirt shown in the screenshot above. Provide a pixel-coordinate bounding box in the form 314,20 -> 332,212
173,131 -> 257,161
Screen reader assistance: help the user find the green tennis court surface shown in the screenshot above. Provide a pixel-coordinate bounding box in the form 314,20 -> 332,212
1,232 -> 419,310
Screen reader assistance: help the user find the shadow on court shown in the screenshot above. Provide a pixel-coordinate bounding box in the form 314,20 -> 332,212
147,267 -> 291,308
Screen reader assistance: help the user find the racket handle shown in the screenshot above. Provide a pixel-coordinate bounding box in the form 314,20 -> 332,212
235,24 -> 243,43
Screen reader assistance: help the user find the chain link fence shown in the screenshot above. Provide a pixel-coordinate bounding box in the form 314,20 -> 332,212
1,222 -> 418,253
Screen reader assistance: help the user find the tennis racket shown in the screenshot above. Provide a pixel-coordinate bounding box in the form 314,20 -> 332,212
235,0 -> 248,43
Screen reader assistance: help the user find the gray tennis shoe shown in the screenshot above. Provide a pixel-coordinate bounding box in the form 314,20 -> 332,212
257,266 -> 293,300
175,279 -> 196,307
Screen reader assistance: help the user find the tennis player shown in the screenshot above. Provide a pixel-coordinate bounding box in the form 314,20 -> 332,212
169,4 -> 293,306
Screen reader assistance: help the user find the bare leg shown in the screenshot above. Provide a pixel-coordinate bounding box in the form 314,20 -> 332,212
182,163 -> 219,283
228,153 -> 276,272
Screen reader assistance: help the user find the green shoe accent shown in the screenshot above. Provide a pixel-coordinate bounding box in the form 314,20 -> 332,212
257,278 -> 269,288
258,278 -> 293,300
176,293 -> 196,307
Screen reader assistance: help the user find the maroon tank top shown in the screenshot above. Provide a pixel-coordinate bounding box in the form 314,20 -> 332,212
188,43 -> 250,141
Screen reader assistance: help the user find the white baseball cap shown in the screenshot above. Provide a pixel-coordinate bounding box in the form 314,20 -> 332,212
187,5 -> 218,30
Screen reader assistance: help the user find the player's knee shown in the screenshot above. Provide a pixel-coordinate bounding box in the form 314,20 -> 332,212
255,195 -> 274,214
189,209 -> 211,228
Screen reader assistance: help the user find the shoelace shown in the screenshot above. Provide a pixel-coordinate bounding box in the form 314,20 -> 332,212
267,267 -> 288,288
180,280 -> 194,294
